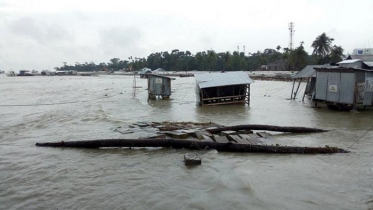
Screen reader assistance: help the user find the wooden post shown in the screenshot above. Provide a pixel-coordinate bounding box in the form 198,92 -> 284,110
302,77 -> 310,102
293,78 -> 303,99
290,79 -> 296,100
35,139 -> 348,154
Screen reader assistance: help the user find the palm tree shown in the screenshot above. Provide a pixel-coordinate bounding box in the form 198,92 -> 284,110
289,45 -> 308,71
311,33 -> 334,58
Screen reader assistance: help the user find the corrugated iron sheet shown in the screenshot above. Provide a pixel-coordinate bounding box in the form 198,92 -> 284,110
337,59 -> 360,64
292,65 -> 323,79
195,71 -> 253,89
364,61 -> 373,67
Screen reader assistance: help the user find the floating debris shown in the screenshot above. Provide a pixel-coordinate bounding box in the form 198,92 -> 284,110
184,153 -> 202,165
36,121 -> 348,154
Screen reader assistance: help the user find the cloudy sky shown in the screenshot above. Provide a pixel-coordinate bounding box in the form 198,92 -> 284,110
1,0 -> 372,70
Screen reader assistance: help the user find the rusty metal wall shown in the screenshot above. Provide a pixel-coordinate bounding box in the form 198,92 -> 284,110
148,76 -> 171,96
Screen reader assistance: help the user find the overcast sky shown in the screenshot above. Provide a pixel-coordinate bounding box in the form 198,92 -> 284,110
1,0 -> 372,70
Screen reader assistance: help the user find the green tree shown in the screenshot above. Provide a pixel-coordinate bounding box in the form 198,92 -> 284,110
223,51 -> 231,71
330,45 -> 344,63
207,50 -> 217,71
288,44 -> 308,71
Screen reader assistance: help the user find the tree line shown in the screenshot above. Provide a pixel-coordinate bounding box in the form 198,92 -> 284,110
56,33 -> 344,72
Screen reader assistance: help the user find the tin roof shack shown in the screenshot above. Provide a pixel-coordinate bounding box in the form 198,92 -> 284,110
290,65 -> 327,101
147,75 -> 174,100
313,67 -> 373,110
195,71 -> 254,106
139,68 -> 152,78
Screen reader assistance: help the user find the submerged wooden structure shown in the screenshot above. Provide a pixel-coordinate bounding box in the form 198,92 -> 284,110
195,71 -> 253,106
35,122 -> 348,154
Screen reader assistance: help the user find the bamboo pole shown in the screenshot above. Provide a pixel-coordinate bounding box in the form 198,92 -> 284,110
293,78 -> 303,99
302,77 -> 310,102
35,139 -> 348,154
290,79 -> 296,99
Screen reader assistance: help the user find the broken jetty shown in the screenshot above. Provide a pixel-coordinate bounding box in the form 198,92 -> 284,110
35,122 -> 348,154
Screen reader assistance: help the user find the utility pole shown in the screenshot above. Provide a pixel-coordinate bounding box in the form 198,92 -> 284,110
288,22 -> 295,50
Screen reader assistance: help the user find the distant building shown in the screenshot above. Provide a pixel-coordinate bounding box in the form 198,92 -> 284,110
139,68 -> 152,78
267,59 -> 290,71
352,48 -> 373,55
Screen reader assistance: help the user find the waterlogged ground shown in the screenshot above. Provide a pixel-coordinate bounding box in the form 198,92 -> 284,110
0,74 -> 372,210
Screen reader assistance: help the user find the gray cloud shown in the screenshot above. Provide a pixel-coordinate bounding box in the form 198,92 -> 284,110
99,26 -> 146,58
9,16 -> 73,44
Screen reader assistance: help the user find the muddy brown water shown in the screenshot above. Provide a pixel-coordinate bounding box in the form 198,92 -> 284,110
0,74 -> 372,210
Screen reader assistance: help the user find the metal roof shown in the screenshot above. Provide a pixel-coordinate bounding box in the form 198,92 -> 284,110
349,55 -> 373,62
337,59 -> 361,64
364,61 -> 373,67
315,67 -> 373,73
292,65 -> 324,79
195,71 -> 253,89
139,68 -> 152,74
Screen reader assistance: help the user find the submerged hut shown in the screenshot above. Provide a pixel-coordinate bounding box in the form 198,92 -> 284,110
147,75 -> 173,100
195,71 -> 254,106
313,67 -> 373,110
139,68 -> 152,78
290,65 -> 325,101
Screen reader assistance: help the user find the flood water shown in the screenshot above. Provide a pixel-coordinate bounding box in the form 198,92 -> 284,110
0,74 -> 372,210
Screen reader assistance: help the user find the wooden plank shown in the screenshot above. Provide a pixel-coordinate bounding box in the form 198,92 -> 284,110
201,135 -> 214,142
221,130 -> 238,136
139,134 -> 166,139
184,153 -> 202,165
195,131 -> 211,140
213,136 -> 229,143
238,130 -> 253,134
165,131 -> 189,139
227,135 -> 249,144
239,134 -> 263,145
257,132 -> 271,138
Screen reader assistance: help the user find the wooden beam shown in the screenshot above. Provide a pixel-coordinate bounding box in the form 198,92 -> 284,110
35,139 -> 348,154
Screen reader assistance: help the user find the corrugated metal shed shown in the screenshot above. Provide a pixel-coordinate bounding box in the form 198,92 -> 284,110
148,74 -> 173,99
195,71 -> 253,89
